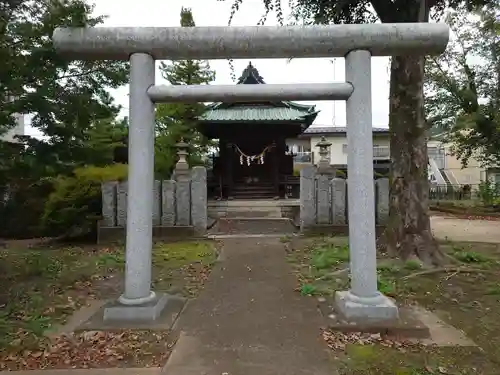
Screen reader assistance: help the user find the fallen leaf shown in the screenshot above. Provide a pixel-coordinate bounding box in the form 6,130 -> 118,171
0,330 -> 172,371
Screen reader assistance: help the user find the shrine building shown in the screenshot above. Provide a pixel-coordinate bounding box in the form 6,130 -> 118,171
197,62 -> 318,200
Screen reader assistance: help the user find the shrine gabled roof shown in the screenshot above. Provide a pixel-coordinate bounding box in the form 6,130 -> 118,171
200,102 -> 318,123
198,62 -> 319,124
302,126 -> 389,135
237,61 -> 266,84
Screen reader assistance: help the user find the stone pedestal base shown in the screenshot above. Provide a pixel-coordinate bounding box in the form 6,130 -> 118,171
335,290 -> 399,320
103,292 -> 169,322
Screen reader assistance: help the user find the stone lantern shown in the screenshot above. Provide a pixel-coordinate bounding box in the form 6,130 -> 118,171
315,136 -> 333,175
174,138 -> 190,180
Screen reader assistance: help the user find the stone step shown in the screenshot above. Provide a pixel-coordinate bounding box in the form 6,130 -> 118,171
224,210 -> 282,218
209,207 -> 283,219
208,199 -> 300,207
233,184 -> 274,188
232,187 -> 275,192
232,187 -> 275,193
231,193 -> 277,199
208,217 -> 298,235
231,194 -> 277,200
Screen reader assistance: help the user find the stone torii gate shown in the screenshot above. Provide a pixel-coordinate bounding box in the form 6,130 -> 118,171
53,23 -> 449,322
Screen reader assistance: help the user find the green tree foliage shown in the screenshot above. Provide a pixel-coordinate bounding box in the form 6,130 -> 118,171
425,4 -> 500,167
154,7 -> 216,178
0,0 -> 129,238
74,117 -> 129,167
42,164 -> 128,238
0,117 -> 127,191
221,0 -> 494,265
0,116 -> 129,239
0,0 -> 128,170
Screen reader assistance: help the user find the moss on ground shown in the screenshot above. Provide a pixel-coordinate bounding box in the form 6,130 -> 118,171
0,240 -> 218,369
287,237 -> 500,374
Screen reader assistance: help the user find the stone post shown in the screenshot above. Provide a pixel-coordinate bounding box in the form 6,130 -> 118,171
175,140 -> 191,226
116,181 -> 128,227
191,166 -> 207,234
335,50 -> 398,320
118,52 -> 156,306
104,53 -> 168,322
316,174 -> 331,224
300,165 -> 317,230
161,180 -> 176,226
331,178 -> 346,225
101,181 -> 117,227
376,178 -> 390,225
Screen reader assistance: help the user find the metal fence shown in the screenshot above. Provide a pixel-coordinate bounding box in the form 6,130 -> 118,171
429,184 -> 480,201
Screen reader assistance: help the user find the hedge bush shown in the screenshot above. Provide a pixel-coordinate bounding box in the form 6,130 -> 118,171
0,179 -> 54,239
41,164 -> 128,238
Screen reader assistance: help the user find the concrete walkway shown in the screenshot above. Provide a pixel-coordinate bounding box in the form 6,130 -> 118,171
431,216 -> 500,243
163,238 -> 336,375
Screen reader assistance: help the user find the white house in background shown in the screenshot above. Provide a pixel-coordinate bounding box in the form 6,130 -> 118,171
427,133 -> 487,186
287,126 -> 489,186
286,126 -> 391,175
1,113 -> 25,143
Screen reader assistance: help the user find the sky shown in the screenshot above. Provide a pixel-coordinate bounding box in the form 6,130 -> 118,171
26,0 -> 391,137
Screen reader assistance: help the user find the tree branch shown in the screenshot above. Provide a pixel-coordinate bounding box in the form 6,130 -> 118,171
56,69 -> 100,81
403,266 -> 496,279
429,57 -> 464,104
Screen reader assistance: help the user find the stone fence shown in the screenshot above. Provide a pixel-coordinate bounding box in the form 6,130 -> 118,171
299,166 -> 389,233
98,166 -> 207,243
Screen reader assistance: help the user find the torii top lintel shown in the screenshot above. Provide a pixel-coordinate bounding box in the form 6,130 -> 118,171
52,23 -> 449,61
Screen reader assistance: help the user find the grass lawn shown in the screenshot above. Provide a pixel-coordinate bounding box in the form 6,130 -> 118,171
286,237 -> 500,374
0,240 -> 218,370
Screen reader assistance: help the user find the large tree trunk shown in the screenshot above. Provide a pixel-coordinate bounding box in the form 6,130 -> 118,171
384,55 -> 444,266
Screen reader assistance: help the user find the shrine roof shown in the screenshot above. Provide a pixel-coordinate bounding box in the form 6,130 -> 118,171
302,126 -> 389,136
198,62 -> 319,124
200,103 -> 318,123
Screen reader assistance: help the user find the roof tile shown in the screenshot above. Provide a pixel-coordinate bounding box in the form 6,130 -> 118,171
200,106 -> 317,122
303,126 -> 389,134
